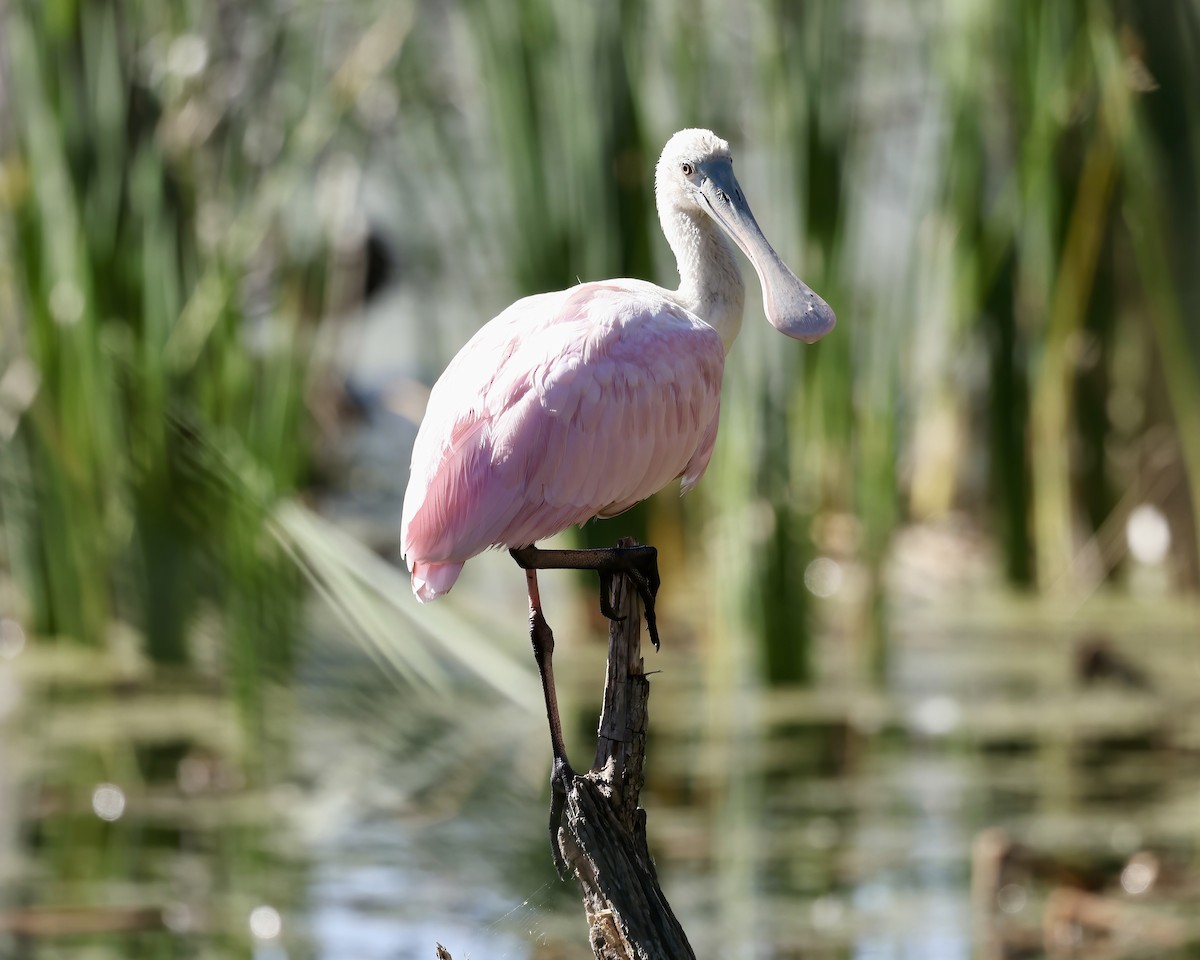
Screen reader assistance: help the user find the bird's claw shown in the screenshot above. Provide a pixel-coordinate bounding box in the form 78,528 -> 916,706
604,546 -> 661,651
548,756 -> 573,881
631,571 -> 661,652
597,571 -> 626,623
509,542 -> 662,649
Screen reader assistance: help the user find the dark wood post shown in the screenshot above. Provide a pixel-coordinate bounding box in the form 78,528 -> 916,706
438,537 -> 692,959
556,537 -> 695,959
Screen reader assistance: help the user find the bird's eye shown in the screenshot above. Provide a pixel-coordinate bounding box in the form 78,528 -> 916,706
680,161 -> 694,177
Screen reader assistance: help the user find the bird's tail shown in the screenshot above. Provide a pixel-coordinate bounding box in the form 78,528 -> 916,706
410,560 -> 464,602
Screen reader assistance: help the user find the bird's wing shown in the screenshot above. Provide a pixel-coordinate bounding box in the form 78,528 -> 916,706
401,283 -> 724,564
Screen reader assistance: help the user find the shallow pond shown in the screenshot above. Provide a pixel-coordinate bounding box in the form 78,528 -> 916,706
5,584 -> 1197,959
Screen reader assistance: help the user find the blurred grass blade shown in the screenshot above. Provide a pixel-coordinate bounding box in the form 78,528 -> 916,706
272,501 -> 536,706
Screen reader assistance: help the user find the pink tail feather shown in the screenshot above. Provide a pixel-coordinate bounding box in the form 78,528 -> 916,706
410,560 -> 465,602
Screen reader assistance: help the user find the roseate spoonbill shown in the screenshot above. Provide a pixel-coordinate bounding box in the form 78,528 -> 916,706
400,128 -> 834,869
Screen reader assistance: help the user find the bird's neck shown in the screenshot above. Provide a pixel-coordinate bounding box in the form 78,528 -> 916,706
662,208 -> 745,354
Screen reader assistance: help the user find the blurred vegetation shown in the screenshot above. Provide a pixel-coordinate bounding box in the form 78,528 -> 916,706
2,0 -> 1200,954
0,0 -> 328,701
393,0 -> 1200,683
0,1 -> 1195,960
0,0 -> 1197,695
0,1 -> 363,952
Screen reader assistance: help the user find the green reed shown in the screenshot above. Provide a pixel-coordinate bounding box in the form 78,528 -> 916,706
3,4 -> 1199,958
1,0 -> 332,712
382,0 -> 1200,686
5,0 -> 1199,733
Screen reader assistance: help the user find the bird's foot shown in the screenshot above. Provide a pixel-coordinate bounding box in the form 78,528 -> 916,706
597,571 -> 623,621
548,755 -> 574,881
510,544 -> 661,650
600,546 -> 661,651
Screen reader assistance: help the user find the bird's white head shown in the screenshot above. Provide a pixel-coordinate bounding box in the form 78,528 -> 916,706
655,128 -> 836,344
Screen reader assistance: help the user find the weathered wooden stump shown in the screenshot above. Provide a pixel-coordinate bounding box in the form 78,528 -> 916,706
439,535 -> 696,955
438,538 -> 692,959
553,539 -> 694,959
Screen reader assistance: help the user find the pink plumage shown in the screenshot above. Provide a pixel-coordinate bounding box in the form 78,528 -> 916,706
401,281 -> 724,600
399,131 -> 835,884
400,128 -> 835,603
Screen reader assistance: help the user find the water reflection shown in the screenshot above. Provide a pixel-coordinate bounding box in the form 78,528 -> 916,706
0,639 -> 307,956
0,619 -> 27,660
289,597 -> 1199,958
5,596 -> 1198,958
90,783 -> 127,822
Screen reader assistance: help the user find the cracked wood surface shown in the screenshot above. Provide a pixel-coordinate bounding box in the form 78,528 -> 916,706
557,538 -> 694,959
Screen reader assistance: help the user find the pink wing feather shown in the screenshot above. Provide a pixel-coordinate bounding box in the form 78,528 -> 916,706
400,282 -> 725,600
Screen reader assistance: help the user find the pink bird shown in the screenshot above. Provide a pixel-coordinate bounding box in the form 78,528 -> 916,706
400,128 -> 834,871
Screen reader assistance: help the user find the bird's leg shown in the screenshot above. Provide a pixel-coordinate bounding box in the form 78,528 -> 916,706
597,570 -> 622,622
524,568 -> 574,880
510,544 -> 662,651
